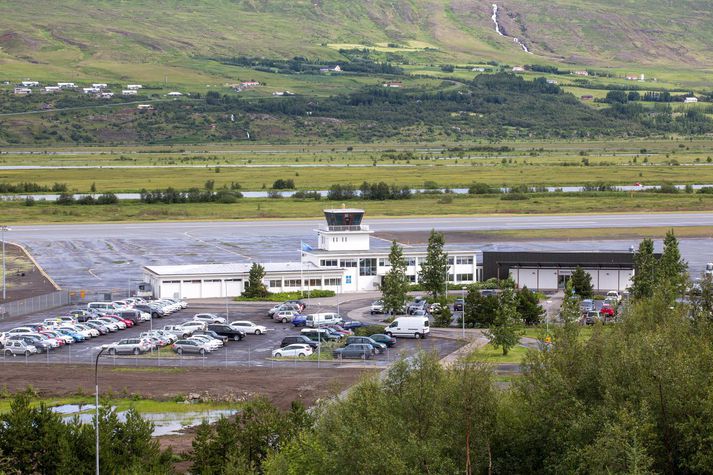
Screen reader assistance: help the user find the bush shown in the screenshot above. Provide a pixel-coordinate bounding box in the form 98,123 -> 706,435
468,182 -> 498,194
56,193 -> 75,205
292,190 -> 322,200
655,183 -> 679,194
500,193 -> 529,201
96,193 -> 119,205
76,195 -> 96,205
353,324 -> 387,336
234,289 -> 335,302
272,179 -> 295,189
698,187 -> 713,194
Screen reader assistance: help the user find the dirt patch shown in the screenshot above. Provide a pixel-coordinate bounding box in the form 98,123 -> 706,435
0,243 -> 58,303
0,363 -> 374,409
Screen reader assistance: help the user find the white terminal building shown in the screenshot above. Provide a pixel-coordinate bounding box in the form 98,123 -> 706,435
142,209 -> 479,299
142,209 -> 635,299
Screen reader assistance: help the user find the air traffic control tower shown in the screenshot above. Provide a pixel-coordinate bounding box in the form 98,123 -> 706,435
316,208 -> 373,251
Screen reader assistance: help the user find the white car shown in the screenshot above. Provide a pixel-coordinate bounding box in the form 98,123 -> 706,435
74,324 -> 100,337
180,320 -> 207,332
188,335 -> 222,350
272,344 -> 313,358
59,325 -> 93,339
193,313 -> 226,324
96,318 -> 121,331
273,310 -> 300,323
230,321 -> 267,335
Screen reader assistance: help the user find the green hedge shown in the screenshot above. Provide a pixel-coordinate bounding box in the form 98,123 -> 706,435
353,324 -> 388,336
234,290 -> 335,302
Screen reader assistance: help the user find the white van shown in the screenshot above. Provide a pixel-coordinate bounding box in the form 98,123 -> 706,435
384,317 -> 430,339
306,313 -> 343,327
87,302 -> 121,313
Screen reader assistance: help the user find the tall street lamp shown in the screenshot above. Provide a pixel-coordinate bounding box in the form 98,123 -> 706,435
95,345 -> 108,475
1,226 -> 10,301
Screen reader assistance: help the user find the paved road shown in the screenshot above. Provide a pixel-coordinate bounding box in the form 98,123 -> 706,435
6,212 -> 713,291
8,212 -> 713,240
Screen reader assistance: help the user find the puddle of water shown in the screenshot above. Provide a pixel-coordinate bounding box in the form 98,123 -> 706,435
51,405 -> 238,436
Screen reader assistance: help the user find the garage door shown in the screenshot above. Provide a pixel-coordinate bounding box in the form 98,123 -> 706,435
202,280 -> 223,298
181,280 -> 202,299
160,281 -> 180,299
225,279 -> 242,296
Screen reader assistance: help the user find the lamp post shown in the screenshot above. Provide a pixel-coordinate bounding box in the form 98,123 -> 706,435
95,345 -> 108,475
1,226 -> 10,301
462,288 -> 466,339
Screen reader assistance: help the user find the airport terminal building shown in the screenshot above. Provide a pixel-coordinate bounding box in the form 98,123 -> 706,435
142,209 -> 636,299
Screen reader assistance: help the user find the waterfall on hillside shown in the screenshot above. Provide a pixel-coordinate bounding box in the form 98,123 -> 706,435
491,3 -> 531,54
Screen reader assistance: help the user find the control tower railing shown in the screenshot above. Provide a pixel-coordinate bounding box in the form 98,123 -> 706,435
318,224 -> 370,232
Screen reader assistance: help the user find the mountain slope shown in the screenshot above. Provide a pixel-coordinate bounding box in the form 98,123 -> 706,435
0,0 -> 711,83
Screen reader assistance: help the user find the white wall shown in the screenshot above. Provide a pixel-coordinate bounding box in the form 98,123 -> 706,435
318,231 -> 371,251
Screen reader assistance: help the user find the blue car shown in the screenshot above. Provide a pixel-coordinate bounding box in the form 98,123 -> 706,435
342,321 -> 365,330
56,328 -> 85,342
291,315 -> 307,327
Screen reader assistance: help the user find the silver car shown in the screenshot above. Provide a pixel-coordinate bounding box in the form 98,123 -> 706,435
172,339 -> 210,355
3,340 -> 38,357
106,338 -> 151,355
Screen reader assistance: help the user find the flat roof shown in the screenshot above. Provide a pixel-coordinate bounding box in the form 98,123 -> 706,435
144,261 -> 324,276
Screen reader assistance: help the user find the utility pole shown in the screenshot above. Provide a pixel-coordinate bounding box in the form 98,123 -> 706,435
1,226 -> 9,301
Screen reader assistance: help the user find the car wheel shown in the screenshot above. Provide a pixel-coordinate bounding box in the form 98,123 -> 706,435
233,335 -> 241,341
24,350 -> 30,356
4,350 -> 11,357
254,329 -> 262,335
281,318 -> 287,324
199,349 -> 206,356
133,348 -> 140,355
275,352 -> 282,358
414,332 -> 422,339
108,348 -> 116,356
176,348 -> 183,355
298,353 -> 306,358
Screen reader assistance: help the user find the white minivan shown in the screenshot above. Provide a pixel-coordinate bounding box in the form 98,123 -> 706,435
306,313 -> 343,327
384,317 -> 430,339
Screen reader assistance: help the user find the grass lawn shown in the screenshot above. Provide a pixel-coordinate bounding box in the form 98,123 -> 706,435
467,343 -> 530,365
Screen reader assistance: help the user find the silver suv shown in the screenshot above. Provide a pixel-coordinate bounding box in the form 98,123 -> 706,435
106,338 -> 151,355
3,340 -> 38,356
172,339 -> 210,355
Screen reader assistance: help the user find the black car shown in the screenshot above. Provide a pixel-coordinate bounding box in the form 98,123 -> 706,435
369,333 -> 396,348
280,335 -> 319,350
135,304 -> 166,319
69,309 -> 94,322
453,298 -> 464,312
284,300 -> 306,311
118,310 -> 142,325
207,324 -> 245,341
195,330 -> 229,344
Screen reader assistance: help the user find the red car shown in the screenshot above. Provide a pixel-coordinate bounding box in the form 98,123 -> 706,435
599,304 -> 615,318
104,314 -> 134,328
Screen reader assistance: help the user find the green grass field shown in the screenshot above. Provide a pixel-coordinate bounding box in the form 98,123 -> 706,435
5,192 -> 713,224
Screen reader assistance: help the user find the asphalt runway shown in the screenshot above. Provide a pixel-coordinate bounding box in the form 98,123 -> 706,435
6,213 -> 713,291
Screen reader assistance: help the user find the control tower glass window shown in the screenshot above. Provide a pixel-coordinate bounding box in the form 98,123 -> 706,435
324,210 -> 364,228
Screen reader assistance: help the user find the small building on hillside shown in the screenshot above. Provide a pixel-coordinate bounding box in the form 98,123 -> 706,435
512,66 -> 525,72
126,84 -> 143,90
581,95 -> 594,101
92,83 -> 108,89
44,86 -> 61,93
240,81 -> 260,88
121,89 -> 138,96
13,87 -> 32,95
98,92 -> 114,99
57,82 -> 76,89
573,70 -> 589,76
21,81 -> 39,87
137,104 -> 155,110
684,97 -> 699,103
167,91 -> 183,97
383,82 -> 403,88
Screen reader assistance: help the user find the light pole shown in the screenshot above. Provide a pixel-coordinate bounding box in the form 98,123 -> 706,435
1,226 -> 10,301
95,345 -> 108,475
461,288 -> 466,339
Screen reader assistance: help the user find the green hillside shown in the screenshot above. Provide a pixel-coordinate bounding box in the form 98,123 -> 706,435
0,0 -> 711,86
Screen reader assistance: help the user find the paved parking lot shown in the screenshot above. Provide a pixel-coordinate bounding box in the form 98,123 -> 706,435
0,298 -> 462,369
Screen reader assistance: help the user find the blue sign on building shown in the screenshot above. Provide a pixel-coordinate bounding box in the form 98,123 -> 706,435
345,275 -> 352,284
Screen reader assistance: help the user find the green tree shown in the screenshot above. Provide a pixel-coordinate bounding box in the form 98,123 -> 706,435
517,286 -> 545,325
631,238 -> 657,300
463,286 -> 498,327
381,241 -> 410,315
559,279 -> 581,324
485,289 -> 523,355
419,230 -> 448,300
655,229 -> 687,301
243,263 -> 268,298
432,298 -> 453,327
570,266 -> 593,298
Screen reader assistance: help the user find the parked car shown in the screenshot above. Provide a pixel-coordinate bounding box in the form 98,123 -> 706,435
325,324 -> 353,336
135,303 -> 167,319
272,344 -> 313,358
106,338 -> 151,355
188,335 -> 222,350
195,330 -> 229,344
207,324 -> 245,341
333,344 -> 373,360
407,298 -> 427,315
268,303 -> 301,317
280,335 -> 320,350
172,339 -> 210,355
453,298 -> 464,312
599,304 -> 615,318
283,300 -> 306,312
7,335 -> 53,353
92,318 -> 119,332
580,311 -> 601,325
56,328 -> 86,342
162,325 -> 193,338
291,315 -> 307,327
41,330 -> 73,345
69,309 -> 94,322
370,333 -> 397,348
301,328 -> 340,342
346,336 -> 386,354
193,313 -> 226,324
580,299 -> 595,313
342,321 -> 365,331
229,321 -> 267,335
84,321 -> 110,335
274,310 -> 302,323
3,340 -> 38,356
74,324 -> 100,337
180,320 -> 207,332
606,290 -> 621,302
370,300 -> 384,314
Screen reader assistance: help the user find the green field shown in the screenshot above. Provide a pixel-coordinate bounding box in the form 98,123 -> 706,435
6,192 -> 713,224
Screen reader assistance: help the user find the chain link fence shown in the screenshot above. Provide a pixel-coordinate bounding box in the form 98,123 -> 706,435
0,290 -> 70,320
